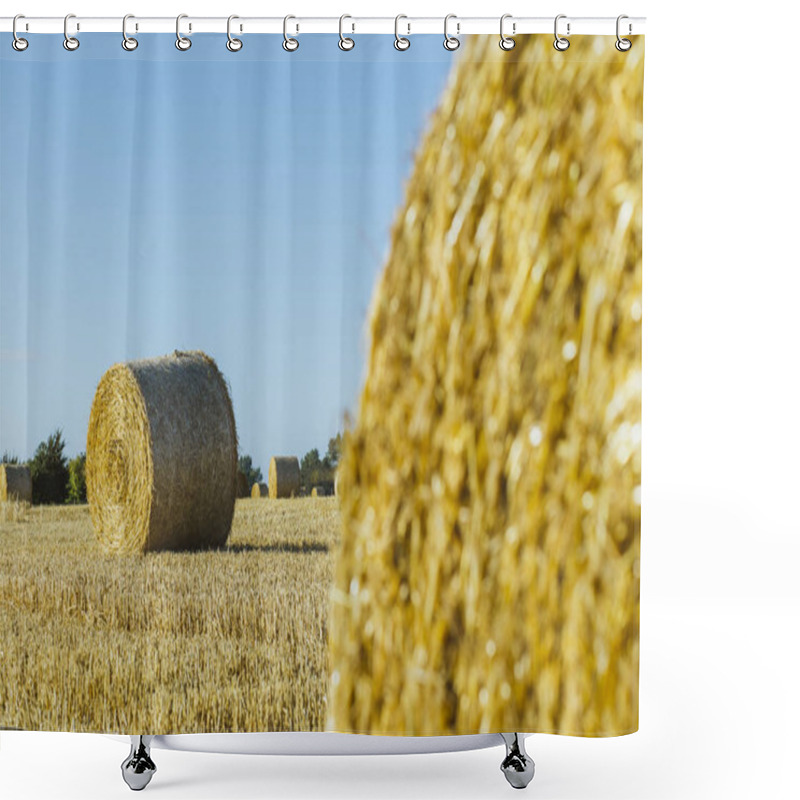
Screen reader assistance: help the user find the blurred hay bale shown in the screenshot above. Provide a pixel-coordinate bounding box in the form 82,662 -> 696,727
0,464 -> 32,503
86,350 -> 238,554
268,457 -> 300,499
330,35 -> 643,736
237,471 -> 249,498
251,481 -> 268,499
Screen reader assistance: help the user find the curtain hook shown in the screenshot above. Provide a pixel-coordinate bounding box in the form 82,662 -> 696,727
283,15 -> 299,51
339,15 -> 355,51
227,15 -> 243,51
122,14 -> 138,51
12,14 -> 28,51
394,14 -> 410,51
63,13 -> 80,51
499,14 -> 515,50
615,14 -> 632,51
176,14 -> 192,51
554,14 -> 570,51
443,14 -> 460,51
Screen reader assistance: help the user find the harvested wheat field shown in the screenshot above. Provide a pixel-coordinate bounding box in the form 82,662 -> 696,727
0,498 -> 338,733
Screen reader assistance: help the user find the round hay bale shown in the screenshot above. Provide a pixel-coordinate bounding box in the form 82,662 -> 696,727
330,35 -> 643,736
86,350 -> 238,554
251,481 -> 268,499
237,470 -> 249,498
268,456 -> 300,499
0,464 -> 32,503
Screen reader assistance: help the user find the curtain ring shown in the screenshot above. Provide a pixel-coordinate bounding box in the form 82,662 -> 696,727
176,14 -> 192,51
499,14 -> 515,50
283,15 -> 299,51
443,14 -> 459,51
339,15 -> 355,51
63,13 -> 79,51
227,15 -> 243,51
615,14 -> 632,51
122,14 -> 138,51
553,14 -> 570,51
12,14 -> 28,51
394,15 -> 410,51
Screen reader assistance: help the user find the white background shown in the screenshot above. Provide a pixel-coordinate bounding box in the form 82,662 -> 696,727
2,1 -> 799,798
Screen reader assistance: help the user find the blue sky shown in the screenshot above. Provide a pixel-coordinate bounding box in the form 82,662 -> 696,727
0,34 -> 454,468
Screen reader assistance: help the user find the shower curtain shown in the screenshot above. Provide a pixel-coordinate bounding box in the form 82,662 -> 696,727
0,31 -> 643,738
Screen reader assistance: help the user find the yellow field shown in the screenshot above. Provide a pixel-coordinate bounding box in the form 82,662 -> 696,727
0,498 -> 338,734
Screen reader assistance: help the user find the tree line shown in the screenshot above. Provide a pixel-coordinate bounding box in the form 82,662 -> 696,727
2,429 -> 345,505
238,433 -> 343,496
298,433 -> 342,494
2,429 -> 85,505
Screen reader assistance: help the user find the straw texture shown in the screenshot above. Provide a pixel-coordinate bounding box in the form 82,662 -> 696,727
0,465 -> 32,503
330,35 -> 643,736
86,351 -> 238,554
268,457 -> 301,499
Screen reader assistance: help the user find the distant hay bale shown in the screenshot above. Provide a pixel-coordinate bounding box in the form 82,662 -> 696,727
268,457 -> 300,499
86,350 -> 238,554
237,471 -> 249,498
0,465 -> 32,503
311,486 -> 326,498
330,35 -> 643,736
251,481 -> 268,499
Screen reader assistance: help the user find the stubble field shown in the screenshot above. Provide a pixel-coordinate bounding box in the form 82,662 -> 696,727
0,497 -> 338,733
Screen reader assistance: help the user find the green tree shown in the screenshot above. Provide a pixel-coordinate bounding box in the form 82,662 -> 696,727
322,433 -> 343,473
67,453 -> 87,504
1,452 -> 20,464
300,448 -> 323,489
237,455 -> 262,491
29,429 -> 69,505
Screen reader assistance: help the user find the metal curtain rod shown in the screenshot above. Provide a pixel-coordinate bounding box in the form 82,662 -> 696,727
0,16 -> 646,36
